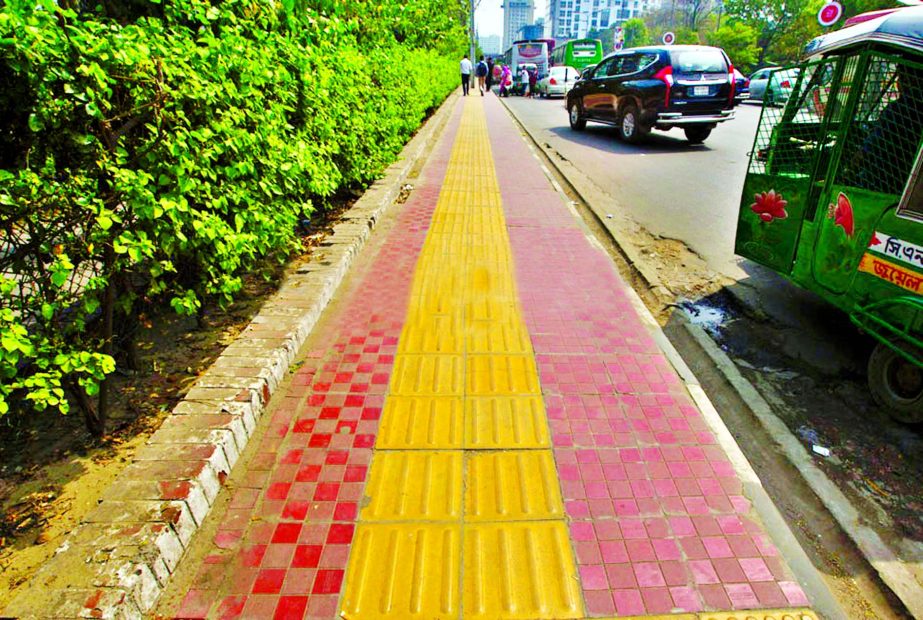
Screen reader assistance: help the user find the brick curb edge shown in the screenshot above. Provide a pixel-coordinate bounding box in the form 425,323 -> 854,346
2,94 -> 459,620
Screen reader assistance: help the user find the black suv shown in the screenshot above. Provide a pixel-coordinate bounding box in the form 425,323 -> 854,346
566,45 -> 736,144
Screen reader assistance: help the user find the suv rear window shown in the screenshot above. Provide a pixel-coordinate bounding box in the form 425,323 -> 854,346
670,49 -> 727,74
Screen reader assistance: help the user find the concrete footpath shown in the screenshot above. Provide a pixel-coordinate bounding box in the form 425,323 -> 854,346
8,94 -> 833,619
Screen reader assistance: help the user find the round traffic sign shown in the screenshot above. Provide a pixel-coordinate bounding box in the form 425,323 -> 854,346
662,31 -> 675,45
818,1 -> 843,27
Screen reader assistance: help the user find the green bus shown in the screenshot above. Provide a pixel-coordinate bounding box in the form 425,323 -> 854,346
550,38 -> 604,71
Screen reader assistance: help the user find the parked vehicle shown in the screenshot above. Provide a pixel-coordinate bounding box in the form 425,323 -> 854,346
578,64 -> 597,80
747,67 -> 780,101
551,38 -> 604,71
499,40 -> 551,79
536,66 -> 580,98
748,67 -> 799,106
735,6 -> 923,421
733,68 -> 750,103
566,45 -> 736,144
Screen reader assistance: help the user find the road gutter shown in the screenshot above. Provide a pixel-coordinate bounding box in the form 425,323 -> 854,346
685,323 -> 923,618
501,96 -> 849,619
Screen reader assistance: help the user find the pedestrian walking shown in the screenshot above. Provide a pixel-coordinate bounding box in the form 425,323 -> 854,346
460,54 -> 472,96
520,67 -> 530,97
528,68 -> 538,99
486,57 -> 495,92
475,56 -> 488,96
500,65 -> 512,97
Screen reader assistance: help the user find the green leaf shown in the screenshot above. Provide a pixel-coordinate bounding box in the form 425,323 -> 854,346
41,303 -> 54,321
27,113 -> 43,132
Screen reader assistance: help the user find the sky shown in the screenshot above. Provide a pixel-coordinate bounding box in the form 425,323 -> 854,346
476,0 -> 547,38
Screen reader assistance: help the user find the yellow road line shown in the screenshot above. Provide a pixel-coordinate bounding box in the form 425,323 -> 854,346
340,99 -> 583,619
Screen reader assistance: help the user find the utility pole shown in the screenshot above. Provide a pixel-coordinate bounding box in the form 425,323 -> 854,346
470,0 -> 476,91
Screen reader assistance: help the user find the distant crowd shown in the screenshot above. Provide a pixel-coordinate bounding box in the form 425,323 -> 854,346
459,54 -> 538,98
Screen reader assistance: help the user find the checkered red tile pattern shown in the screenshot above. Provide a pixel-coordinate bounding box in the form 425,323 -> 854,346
172,106 -> 463,619
483,96 -> 809,616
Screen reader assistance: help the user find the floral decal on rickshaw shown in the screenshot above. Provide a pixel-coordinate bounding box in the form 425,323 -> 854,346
827,192 -> 855,238
750,190 -> 788,223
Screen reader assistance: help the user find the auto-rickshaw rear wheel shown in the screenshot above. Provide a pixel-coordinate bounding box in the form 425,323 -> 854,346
867,341 -> 923,424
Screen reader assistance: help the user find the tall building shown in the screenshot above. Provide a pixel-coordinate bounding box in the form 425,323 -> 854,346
502,0 -> 535,50
479,34 -> 502,55
547,0 -> 660,41
518,23 -> 545,40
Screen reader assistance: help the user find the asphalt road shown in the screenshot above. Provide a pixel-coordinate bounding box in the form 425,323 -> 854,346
501,95 -> 761,276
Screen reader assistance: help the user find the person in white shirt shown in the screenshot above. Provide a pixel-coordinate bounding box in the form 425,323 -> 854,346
520,67 -> 530,97
460,55 -> 473,96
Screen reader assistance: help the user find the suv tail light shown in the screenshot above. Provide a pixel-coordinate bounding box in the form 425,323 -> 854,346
728,63 -> 736,104
550,77 -> 558,85
654,66 -> 673,106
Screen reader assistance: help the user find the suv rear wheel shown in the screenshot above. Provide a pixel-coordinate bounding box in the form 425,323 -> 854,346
684,126 -> 712,144
619,105 -> 647,144
568,101 -> 586,131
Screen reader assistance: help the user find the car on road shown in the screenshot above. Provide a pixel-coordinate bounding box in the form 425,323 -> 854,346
733,68 -> 750,103
578,64 -> 596,80
566,45 -> 736,144
747,67 -> 799,106
536,66 -> 580,98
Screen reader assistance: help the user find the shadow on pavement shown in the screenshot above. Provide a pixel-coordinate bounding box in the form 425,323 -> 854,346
547,124 -> 713,155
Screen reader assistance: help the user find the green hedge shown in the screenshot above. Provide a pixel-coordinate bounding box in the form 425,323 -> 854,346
0,0 -> 464,432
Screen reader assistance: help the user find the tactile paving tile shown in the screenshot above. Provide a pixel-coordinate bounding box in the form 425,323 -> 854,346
462,521 -> 583,619
466,354 -> 541,395
377,396 -> 464,449
464,451 -> 563,520
465,322 -> 532,354
340,523 -> 460,618
464,396 -> 550,449
389,355 -> 464,395
361,451 -> 463,521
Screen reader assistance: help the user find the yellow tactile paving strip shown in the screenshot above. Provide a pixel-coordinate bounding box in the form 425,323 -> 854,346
339,99 -> 584,618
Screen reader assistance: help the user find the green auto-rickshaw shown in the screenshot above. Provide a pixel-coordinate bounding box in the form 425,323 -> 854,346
735,7 -> 923,422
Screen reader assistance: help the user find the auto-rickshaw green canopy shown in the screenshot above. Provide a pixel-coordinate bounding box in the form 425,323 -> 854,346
735,6 -> 923,421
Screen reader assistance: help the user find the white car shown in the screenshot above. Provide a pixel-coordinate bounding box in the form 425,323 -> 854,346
536,66 -> 580,98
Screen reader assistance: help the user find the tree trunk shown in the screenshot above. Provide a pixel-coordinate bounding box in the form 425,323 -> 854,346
90,270 -> 117,437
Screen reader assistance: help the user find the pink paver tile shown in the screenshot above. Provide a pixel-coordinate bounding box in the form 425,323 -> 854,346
670,586 -> 704,612
780,581 -> 811,606
726,582 -> 761,608
280,568 -> 316,595
634,562 -> 666,587
580,565 -> 608,590
176,589 -> 212,619
606,563 -> 637,589
641,586 -> 674,613
242,595 -> 279,616
612,589 -> 645,615
252,569 -> 286,595
600,540 -> 629,563
215,595 -> 247,619
739,557 -> 775,582
584,590 -> 616,615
